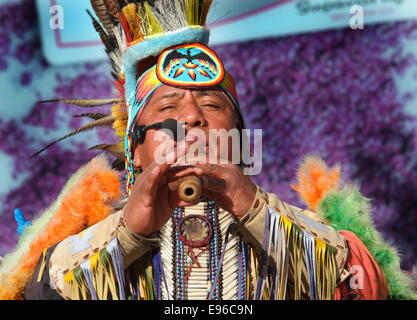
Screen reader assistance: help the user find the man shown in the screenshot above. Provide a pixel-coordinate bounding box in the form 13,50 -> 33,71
21,77 -> 388,300
0,0 -> 413,300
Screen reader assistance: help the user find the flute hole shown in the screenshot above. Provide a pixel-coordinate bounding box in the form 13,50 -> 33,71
185,188 -> 194,197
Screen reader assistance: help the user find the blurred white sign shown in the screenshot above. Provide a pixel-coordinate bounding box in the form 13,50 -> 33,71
36,0 -> 417,65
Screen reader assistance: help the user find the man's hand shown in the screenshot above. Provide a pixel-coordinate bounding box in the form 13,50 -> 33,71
125,149 -> 257,236
124,159 -> 203,237
181,153 -> 257,220
197,163 -> 257,220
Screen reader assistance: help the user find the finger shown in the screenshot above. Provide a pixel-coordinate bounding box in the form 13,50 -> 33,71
154,186 -> 175,225
140,165 -> 164,206
166,166 -> 203,182
200,175 -> 227,192
193,163 -> 227,180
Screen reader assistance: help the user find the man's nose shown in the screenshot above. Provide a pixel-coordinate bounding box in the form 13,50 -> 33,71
177,92 -> 207,129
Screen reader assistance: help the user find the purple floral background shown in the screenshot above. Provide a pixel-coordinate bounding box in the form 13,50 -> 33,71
0,1 -> 416,270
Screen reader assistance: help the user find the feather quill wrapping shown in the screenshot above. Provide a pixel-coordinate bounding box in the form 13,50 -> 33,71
0,155 -> 122,300
40,98 -> 123,107
74,113 -> 110,120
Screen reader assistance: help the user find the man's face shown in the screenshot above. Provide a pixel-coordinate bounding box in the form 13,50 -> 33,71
133,85 -> 239,170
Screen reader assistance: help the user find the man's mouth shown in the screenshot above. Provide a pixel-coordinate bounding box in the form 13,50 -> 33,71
173,133 -> 209,161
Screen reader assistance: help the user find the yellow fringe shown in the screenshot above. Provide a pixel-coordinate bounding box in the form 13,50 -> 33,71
184,0 -> 209,26
247,211 -> 340,300
70,281 -> 79,300
36,248 -> 48,283
145,263 -> 154,300
143,25 -> 203,41
140,2 -> 164,37
63,249 -> 123,300
64,270 -> 74,284
96,263 -> 105,300
314,239 -> 337,300
118,0 -> 212,46
292,227 -> 303,300
129,256 -> 155,300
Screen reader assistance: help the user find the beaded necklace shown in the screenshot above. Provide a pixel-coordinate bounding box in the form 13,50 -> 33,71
171,202 -> 222,299
173,207 -> 185,299
157,201 -> 249,300
206,200 -> 222,299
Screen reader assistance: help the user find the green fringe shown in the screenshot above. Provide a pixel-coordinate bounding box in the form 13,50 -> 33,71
319,184 -> 417,300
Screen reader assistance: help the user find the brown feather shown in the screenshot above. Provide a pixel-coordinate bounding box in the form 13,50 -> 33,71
90,0 -> 115,36
30,116 -> 115,158
39,98 -> 123,107
86,9 -> 112,51
103,0 -> 120,22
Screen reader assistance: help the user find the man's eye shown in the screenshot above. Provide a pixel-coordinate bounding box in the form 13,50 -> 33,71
159,105 -> 175,111
203,104 -> 221,109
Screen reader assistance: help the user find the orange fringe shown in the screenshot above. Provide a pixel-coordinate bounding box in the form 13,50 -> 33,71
291,155 -> 341,212
0,156 -> 122,300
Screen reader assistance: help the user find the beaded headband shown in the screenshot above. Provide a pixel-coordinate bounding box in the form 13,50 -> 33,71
127,43 -> 242,132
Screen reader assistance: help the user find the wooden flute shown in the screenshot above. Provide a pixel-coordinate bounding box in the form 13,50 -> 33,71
168,175 -> 201,203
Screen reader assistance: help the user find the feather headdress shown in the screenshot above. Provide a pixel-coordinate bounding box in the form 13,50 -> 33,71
34,0 -> 214,166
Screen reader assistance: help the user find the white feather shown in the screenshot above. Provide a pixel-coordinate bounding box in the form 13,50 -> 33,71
109,24 -> 127,77
152,0 -> 187,32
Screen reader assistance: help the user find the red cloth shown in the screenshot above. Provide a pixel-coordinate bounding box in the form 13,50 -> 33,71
335,230 -> 388,300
